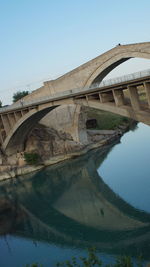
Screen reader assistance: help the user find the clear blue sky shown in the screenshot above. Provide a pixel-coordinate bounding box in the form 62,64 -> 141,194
1,0 -> 150,104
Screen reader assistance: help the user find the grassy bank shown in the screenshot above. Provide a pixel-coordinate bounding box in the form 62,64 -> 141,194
86,108 -> 131,130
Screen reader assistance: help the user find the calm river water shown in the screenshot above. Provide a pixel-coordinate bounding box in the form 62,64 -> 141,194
0,122 -> 150,266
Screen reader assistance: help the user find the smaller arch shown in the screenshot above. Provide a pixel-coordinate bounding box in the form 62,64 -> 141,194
3,106 -> 58,155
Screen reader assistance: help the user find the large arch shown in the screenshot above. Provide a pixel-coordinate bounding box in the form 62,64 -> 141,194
45,42 -> 150,95
10,43 -> 150,103
84,50 -> 150,87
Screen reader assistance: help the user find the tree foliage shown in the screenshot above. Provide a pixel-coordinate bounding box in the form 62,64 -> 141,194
13,90 -> 29,103
24,152 -> 40,165
24,248 -> 144,266
0,100 -> 2,107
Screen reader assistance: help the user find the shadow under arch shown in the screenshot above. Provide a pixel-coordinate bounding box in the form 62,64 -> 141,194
3,105 -> 59,155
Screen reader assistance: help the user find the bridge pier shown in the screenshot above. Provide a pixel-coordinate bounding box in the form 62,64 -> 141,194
100,92 -> 114,103
128,86 -> 140,110
40,104 -> 88,145
1,114 -> 11,135
113,89 -> 125,106
144,82 -> 150,107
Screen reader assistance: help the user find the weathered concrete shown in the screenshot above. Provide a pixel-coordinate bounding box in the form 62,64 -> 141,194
113,89 -> 125,106
144,82 -> 150,107
128,86 -> 140,110
40,104 -> 88,144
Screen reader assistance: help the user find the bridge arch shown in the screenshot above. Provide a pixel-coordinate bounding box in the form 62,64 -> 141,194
2,42 -> 150,155
3,102 -> 87,155
84,50 -> 150,87
3,105 -> 58,155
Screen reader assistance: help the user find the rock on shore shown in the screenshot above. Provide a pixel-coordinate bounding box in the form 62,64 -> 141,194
0,119 -> 132,181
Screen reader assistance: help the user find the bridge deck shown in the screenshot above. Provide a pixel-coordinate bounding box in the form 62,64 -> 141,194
0,69 -> 150,115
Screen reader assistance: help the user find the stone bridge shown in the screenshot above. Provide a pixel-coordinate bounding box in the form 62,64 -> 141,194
1,42 -> 150,155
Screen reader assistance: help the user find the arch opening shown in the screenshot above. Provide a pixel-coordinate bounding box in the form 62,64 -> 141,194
85,47 -> 150,89
4,106 -> 58,155
88,57 -> 150,114
90,58 -> 130,86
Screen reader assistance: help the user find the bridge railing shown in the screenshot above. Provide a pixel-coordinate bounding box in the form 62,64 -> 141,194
90,68 -> 150,89
1,68 -> 150,113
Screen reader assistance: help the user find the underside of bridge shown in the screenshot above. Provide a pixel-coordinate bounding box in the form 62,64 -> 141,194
2,106 -> 58,155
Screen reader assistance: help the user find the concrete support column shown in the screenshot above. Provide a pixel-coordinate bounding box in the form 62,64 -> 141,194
1,130 -> 6,142
113,89 -> 125,106
1,114 -> 11,134
7,114 -> 15,128
144,82 -> 150,107
21,110 -> 28,116
85,95 -> 89,105
40,104 -> 88,144
100,91 -> 114,103
14,111 -> 22,121
128,85 -> 140,110
0,131 -> 4,143
99,93 -> 102,102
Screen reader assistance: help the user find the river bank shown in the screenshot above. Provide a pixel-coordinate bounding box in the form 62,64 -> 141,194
0,106 -> 137,181
0,126 -> 129,181
1,122 -> 149,267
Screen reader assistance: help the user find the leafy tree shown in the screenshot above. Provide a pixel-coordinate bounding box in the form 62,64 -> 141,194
13,90 -> 29,103
0,100 -> 2,107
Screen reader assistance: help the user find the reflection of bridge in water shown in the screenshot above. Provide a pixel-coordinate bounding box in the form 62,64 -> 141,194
1,42 -> 150,154
0,144 -> 150,259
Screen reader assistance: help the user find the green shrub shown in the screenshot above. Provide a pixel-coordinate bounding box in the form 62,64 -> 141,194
24,248 -> 144,266
24,152 -> 40,165
86,108 -> 131,130
56,248 -> 143,267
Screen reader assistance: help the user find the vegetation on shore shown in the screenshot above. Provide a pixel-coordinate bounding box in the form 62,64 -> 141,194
24,152 -> 40,165
23,109 -> 135,167
24,248 -> 144,267
86,108 -> 131,130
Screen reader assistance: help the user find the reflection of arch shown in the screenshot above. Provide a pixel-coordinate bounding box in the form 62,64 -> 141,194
84,50 -> 150,87
1,147 -> 150,259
